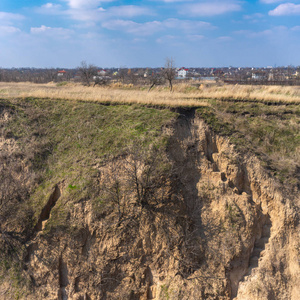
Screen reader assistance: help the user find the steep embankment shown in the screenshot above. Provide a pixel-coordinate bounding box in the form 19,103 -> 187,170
165,109 -> 299,299
0,98 -> 299,299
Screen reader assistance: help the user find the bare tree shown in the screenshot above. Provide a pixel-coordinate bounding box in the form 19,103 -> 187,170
163,57 -> 176,91
148,73 -> 164,92
94,76 -> 110,87
78,61 -> 97,86
123,145 -> 171,208
98,159 -> 130,225
117,68 -> 127,83
127,69 -> 138,85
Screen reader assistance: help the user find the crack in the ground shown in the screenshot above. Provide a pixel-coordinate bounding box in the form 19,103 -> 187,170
24,184 -> 61,268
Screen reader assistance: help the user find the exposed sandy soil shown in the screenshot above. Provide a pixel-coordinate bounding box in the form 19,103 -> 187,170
0,99 -> 299,299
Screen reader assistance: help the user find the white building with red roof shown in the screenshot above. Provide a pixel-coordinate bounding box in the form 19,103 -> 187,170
97,69 -> 107,76
57,70 -> 67,77
178,67 -> 189,78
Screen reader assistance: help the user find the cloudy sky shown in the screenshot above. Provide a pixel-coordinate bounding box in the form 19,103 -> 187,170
1,0 -> 300,68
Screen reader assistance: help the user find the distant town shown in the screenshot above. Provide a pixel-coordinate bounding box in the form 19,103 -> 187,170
1,65 -> 300,86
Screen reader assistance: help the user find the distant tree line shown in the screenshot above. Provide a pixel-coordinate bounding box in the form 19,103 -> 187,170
1,61 -> 300,88
77,58 -> 176,91
0,68 -> 77,83
0,58 -> 177,91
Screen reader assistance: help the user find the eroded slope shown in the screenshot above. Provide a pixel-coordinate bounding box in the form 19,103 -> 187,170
0,98 -> 299,300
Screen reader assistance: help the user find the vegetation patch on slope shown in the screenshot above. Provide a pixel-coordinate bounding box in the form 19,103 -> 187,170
196,101 -> 300,190
0,97 -> 176,297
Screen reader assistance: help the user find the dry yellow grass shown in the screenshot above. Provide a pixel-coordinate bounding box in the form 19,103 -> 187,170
1,81 -> 300,106
194,84 -> 300,104
0,82 -> 208,107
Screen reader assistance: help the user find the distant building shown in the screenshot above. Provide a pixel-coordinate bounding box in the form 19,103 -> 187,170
178,67 -> 189,78
97,69 -> 107,76
57,70 -> 67,77
213,70 -> 224,77
93,69 -> 111,83
252,73 -> 263,80
144,68 -> 152,78
268,72 -> 274,81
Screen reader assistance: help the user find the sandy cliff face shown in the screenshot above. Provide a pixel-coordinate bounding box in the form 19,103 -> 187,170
1,105 -> 299,300
165,112 -> 299,299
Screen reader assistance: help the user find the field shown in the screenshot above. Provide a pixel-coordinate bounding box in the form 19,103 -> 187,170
1,81 -> 300,106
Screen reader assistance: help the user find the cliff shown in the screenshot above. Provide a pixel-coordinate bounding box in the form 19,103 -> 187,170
0,98 -> 299,299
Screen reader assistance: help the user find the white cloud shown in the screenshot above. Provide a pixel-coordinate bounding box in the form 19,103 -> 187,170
181,1 -> 241,17
0,25 -> 21,36
234,26 -> 295,40
35,3 -> 63,15
78,32 -> 103,39
234,29 -> 273,38
244,13 -> 264,20
43,3 -> 62,9
72,22 -> 97,28
66,8 -> 103,22
158,0 -> 190,2
31,25 -> 74,38
217,36 -> 233,41
132,38 -> 147,43
107,5 -> 154,17
273,25 -> 288,31
252,30 -> 272,37
269,3 -> 300,15
260,0 -> 284,4
156,35 -> 181,44
64,0 -> 113,9
187,34 -> 205,41
102,18 -> 214,36
163,18 -> 214,31
64,0 -> 100,9
102,19 -> 162,36
67,5 -> 153,22
0,12 -> 25,24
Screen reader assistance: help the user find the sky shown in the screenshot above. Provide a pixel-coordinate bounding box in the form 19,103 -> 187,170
0,0 -> 300,68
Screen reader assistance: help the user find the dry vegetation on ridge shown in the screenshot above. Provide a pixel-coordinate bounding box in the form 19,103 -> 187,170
1,81 -> 299,189
1,81 -> 300,105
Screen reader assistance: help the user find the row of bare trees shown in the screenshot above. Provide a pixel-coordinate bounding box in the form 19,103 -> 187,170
78,58 -> 177,91
0,58 -> 177,90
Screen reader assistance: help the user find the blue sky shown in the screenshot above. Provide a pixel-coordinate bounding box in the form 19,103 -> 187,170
0,0 -> 300,68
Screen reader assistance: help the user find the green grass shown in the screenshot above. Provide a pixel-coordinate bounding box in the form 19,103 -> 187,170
0,242 -> 29,300
196,106 -> 234,136
56,81 -> 68,87
3,97 -> 298,233
160,284 -> 170,300
2,98 -> 177,233
197,101 -> 300,188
